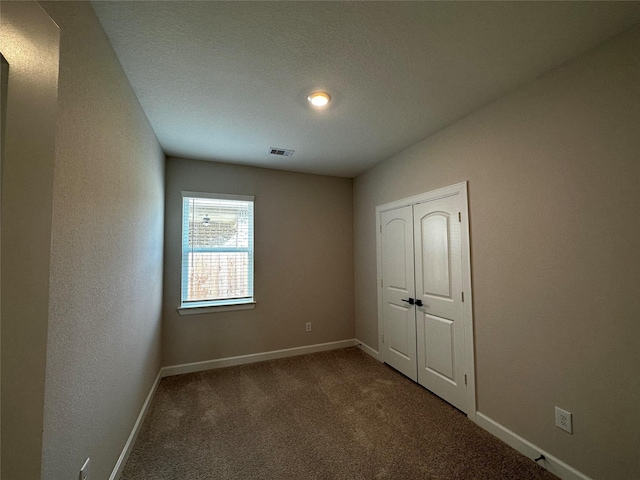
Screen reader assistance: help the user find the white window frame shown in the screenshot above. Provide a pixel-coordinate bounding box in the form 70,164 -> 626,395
178,191 -> 255,315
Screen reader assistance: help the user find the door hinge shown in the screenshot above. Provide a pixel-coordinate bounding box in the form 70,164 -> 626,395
382,334 -> 385,344
461,291 -> 464,302
464,374 -> 467,386
458,212 -> 461,222
381,278 -> 383,288
380,224 -> 382,233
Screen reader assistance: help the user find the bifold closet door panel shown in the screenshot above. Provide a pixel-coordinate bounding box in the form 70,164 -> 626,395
414,197 -> 467,413
380,206 -> 417,381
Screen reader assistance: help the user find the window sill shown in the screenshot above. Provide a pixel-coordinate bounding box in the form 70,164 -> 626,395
178,301 -> 256,316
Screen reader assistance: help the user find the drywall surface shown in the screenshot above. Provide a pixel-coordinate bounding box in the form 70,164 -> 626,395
354,26 -> 640,480
0,3 -> 59,478
163,158 -> 354,366
38,2 -> 165,479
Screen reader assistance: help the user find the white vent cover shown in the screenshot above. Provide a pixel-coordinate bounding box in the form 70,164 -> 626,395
269,147 -> 295,157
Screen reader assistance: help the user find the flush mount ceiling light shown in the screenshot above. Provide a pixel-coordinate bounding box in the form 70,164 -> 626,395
308,91 -> 331,107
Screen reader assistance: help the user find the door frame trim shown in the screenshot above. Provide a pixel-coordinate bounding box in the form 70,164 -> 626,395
375,181 -> 476,420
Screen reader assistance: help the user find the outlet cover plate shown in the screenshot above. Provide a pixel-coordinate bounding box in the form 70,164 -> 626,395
555,407 -> 573,434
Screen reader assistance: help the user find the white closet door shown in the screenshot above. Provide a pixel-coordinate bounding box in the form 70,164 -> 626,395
414,196 -> 467,412
380,206 -> 417,381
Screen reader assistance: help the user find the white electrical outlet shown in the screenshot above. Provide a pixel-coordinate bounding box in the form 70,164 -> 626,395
555,407 -> 573,434
306,322 -> 312,332
79,458 -> 90,480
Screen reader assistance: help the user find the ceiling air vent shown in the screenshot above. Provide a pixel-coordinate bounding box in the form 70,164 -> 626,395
269,147 -> 295,157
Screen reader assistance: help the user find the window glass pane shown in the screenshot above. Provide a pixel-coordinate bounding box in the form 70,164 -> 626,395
188,198 -> 250,249
186,252 -> 249,302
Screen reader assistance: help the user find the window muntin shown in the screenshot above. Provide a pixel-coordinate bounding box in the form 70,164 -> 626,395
181,193 -> 254,308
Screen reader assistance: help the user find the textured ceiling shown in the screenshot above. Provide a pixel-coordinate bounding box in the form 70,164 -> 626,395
92,1 -> 640,178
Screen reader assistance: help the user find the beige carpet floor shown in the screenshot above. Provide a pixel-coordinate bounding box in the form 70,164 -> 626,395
121,347 -> 557,479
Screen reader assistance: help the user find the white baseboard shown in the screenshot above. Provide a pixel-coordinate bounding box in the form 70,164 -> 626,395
109,370 -> 162,480
161,339 -> 357,377
355,339 -> 381,361
475,412 -> 591,480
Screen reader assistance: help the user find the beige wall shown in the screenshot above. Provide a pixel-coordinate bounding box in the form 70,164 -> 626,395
354,26 -> 640,480
37,2 -> 165,479
163,158 -> 353,366
0,3 -> 59,478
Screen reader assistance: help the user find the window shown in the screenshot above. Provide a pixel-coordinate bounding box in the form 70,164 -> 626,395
180,192 -> 254,312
